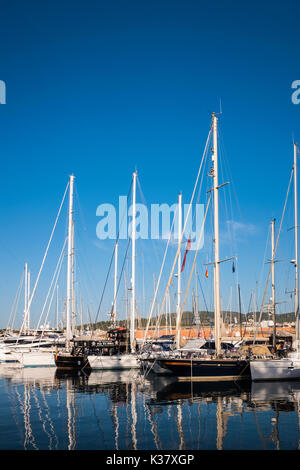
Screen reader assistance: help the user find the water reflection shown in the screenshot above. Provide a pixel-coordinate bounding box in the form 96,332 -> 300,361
0,364 -> 300,450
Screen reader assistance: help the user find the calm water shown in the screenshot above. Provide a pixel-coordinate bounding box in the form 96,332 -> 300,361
0,364 -> 300,450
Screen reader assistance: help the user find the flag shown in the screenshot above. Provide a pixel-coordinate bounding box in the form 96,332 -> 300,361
232,261 -> 235,273
205,268 -> 208,278
181,238 -> 191,272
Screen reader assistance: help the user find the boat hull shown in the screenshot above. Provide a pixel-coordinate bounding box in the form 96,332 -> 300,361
0,349 -> 19,363
250,358 -> 300,381
156,358 -> 250,381
55,353 -> 90,370
87,353 -> 140,370
20,351 -> 56,367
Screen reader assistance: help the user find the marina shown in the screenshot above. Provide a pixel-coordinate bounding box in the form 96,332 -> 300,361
1,109 -> 300,448
0,0 -> 299,454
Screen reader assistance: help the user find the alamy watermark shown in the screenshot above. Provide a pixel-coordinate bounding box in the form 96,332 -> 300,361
291,80 -> 300,104
0,80 -> 6,104
96,197 -> 205,251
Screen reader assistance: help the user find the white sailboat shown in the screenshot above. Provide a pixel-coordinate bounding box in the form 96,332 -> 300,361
250,142 -> 300,381
87,171 -> 140,370
15,180 -> 75,368
0,259 -> 64,366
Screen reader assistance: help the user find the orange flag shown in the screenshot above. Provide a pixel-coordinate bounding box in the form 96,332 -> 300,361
205,268 -> 208,278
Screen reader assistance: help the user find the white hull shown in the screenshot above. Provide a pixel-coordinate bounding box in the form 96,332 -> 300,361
87,353 -> 140,370
250,357 -> 300,381
0,348 -> 19,363
16,350 -> 56,367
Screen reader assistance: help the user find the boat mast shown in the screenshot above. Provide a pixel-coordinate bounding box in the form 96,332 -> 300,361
56,285 -> 59,330
212,113 -> 221,355
113,241 -> 118,326
294,143 -> 299,350
27,269 -> 30,332
271,218 -> 276,351
24,262 -> 28,334
71,219 -> 76,335
66,174 -> 74,350
195,265 -> 199,336
130,171 -> 137,353
176,192 -> 182,349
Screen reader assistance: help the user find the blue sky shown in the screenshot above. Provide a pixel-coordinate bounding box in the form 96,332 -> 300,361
0,0 -> 299,328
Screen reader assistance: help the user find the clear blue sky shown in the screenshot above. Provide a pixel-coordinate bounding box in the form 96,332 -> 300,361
0,0 -> 299,328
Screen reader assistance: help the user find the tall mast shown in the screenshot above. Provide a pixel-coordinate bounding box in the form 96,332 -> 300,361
56,285 -> 59,330
294,143 -> 299,349
212,113 -> 221,355
27,269 -> 30,332
24,262 -> 28,334
66,174 -> 74,349
176,192 -> 182,349
195,265 -> 199,335
71,219 -> 76,335
271,218 -> 276,351
130,171 -> 137,353
113,241 -> 118,326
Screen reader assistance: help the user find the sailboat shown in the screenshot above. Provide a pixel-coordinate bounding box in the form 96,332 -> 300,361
0,255 -> 65,366
55,174 -> 89,370
86,171 -> 140,370
250,143 -> 300,381
154,112 -> 251,381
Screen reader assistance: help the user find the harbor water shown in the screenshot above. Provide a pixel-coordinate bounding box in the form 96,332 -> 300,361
0,364 -> 300,450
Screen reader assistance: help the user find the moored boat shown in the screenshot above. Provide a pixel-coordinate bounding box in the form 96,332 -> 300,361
156,356 -> 250,382
250,143 -> 300,381
145,112 -> 251,381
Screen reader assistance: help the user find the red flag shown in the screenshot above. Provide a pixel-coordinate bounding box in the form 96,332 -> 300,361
205,268 -> 208,278
181,238 -> 191,272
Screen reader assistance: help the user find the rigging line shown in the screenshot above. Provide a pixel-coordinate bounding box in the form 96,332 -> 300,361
136,173 -> 175,291
110,236 -> 131,322
6,268 -> 24,332
74,183 -> 88,233
142,204 -> 179,347
175,193 -> 212,336
218,126 -> 242,221
218,128 -> 239,240
253,166 -> 294,342
38,238 -> 67,343
274,166 -> 294,254
217,128 -> 231,249
194,142 -> 209,210
155,125 -> 213,334
17,180 -> 69,340
93,238 -> 130,327
73,225 -> 98,299
93,179 -> 133,327
197,272 -> 209,314
74,186 -> 104,304
32,236 -> 67,342
257,224 -> 271,308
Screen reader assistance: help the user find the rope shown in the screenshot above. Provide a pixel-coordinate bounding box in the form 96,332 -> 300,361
17,180 -> 69,341
94,179 -> 132,326
253,166 -> 294,343
154,124 -> 213,340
